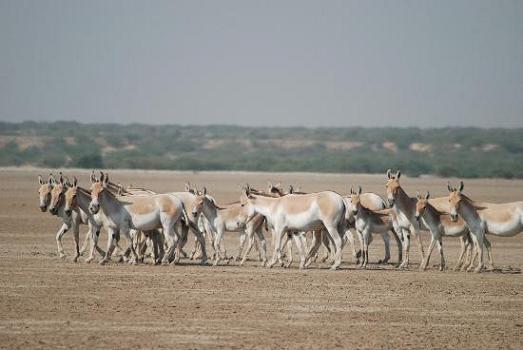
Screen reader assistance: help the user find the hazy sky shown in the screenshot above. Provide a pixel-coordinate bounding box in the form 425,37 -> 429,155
0,0 -> 522,127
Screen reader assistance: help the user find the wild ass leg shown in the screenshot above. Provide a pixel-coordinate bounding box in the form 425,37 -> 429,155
72,221 -> 81,263
100,228 -> 118,265
454,234 -> 469,271
278,233 -> 290,267
86,226 -> 104,263
305,230 -> 324,268
344,230 -> 359,265
174,223 -> 188,264
268,228 -> 285,268
237,232 -> 247,261
484,237 -> 494,270
436,238 -> 445,271
391,229 -> 403,267
212,227 -> 227,266
320,230 -> 333,263
398,229 -> 410,269
468,228 -> 485,273
56,223 -> 70,259
326,224 -> 344,270
378,232 -> 391,264
191,226 -> 208,265
290,233 -> 306,269
255,227 -> 268,266
420,237 -> 436,271
411,224 -> 426,265
240,227 -> 256,266
79,229 -> 91,256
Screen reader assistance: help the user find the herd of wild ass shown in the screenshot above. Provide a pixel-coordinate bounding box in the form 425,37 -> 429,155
37,170 -> 523,273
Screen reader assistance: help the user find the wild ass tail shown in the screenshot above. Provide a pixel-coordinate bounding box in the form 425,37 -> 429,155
180,203 -> 190,226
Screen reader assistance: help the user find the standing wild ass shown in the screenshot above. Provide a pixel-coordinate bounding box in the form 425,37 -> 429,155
385,170 -> 452,268
448,181 -> 521,272
240,186 -> 348,270
88,172 -> 188,265
414,191 -> 477,271
191,188 -> 267,266
45,173 -> 98,262
347,186 -> 402,268
344,190 -> 402,265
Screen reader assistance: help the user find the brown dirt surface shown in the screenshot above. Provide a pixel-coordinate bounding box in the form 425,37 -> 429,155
0,169 -> 522,349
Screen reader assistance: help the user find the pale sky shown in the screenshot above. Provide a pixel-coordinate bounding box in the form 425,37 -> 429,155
0,0 -> 522,127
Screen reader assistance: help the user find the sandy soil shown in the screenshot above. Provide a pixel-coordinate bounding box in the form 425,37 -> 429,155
0,168 -> 522,349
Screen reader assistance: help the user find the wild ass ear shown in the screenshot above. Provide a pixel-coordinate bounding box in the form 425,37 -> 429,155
416,191 -> 421,199
202,186 -> 207,195
48,173 -> 55,185
58,172 -> 65,185
396,171 -> 401,179
184,182 -> 192,192
425,191 -> 430,200
350,187 -> 354,195
90,170 -> 97,183
73,176 -> 78,188
38,175 -> 44,185
386,169 -> 392,179
447,181 -> 453,192
103,173 -> 109,186
459,181 -> 464,192
358,186 -> 362,195
288,185 -> 294,194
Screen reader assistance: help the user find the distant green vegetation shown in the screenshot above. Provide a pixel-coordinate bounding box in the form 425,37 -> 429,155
1,122 -> 522,178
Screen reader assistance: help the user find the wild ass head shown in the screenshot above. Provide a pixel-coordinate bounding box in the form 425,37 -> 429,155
385,169 -> 402,207
240,184 -> 257,220
414,191 -> 430,221
64,176 -> 80,217
191,186 -> 208,218
48,173 -> 68,215
266,182 -> 284,197
447,181 -> 465,222
348,186 -> 363,215
37,174 -> 55,212
89,171 -> 109,214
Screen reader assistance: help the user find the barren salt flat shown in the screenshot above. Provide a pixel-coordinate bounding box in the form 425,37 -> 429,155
0,168 -> 522,349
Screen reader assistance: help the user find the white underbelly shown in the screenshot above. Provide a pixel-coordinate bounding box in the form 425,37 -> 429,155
443,225 -> 467,237
486,220 -> 522,237
285,212 -> 324,231
131,212 -> 161,231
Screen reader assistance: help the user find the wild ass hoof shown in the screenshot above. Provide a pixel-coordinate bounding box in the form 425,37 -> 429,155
99,259 -> 110,266
73,255 -> 80,263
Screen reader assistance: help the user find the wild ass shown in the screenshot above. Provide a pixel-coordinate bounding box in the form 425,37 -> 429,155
347,187 -> 401,268
62,177 -> 164,264
45,173 -> 101,262
385,170 -> 452,268
414,191 -> 477,271
191,188 -> 267,266
262,183 -> 311,268
88,172 -> 188,265
448,181 -> 520,272
240,186 -> 348,270
344,190 -> 402,265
